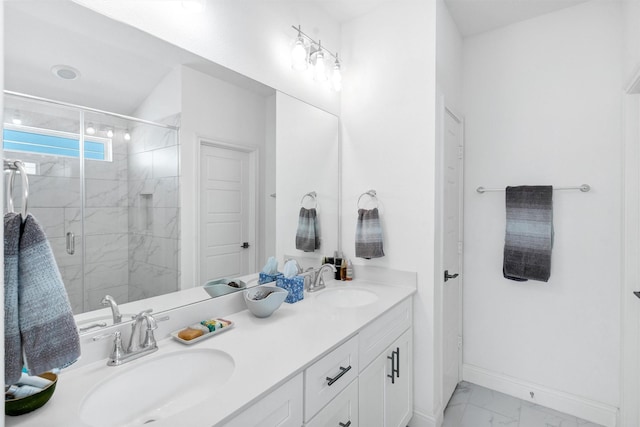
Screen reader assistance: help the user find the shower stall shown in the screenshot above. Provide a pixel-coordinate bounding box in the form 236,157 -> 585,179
2,92 -> 181,314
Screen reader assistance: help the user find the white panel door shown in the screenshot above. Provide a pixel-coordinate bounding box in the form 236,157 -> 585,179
200,143 -> 254,283
442,108 -> 464,406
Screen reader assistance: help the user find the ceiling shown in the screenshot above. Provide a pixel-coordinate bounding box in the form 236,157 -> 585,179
443,0 -> 591,37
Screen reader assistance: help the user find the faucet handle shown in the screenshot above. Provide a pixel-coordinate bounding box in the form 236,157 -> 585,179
93,330 -> 126,364
142,315 -> 169,349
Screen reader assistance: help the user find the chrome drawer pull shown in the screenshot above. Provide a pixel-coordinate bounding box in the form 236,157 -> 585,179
326,365 -> 351,386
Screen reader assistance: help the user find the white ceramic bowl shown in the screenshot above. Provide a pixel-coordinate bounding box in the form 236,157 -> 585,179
244,286 -> 288,318
203,278 -> 246,298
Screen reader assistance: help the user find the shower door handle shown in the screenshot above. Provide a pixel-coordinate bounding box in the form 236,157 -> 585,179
66,232 -> 75,255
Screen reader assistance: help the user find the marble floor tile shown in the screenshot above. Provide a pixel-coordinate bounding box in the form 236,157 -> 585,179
519,403 -> 578,427
442,382 -> 605,427
468,383 -> 523,419
459,404 -> 519,427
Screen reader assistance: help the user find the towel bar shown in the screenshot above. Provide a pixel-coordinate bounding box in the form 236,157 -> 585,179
476,184 -> 590,194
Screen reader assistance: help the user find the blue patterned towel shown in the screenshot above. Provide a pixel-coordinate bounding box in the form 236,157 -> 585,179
295,207 -> 320,252
5,213 -> 23,384
355,208 -> 385,259
503,186 -> 553,282
8,214 -> 81,382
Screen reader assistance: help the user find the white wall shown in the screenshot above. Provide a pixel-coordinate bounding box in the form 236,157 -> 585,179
462,1 -> 622,420
72,0 -> 341,115
621,2 -> 640,426
436,0 -> 463,114
340,1 -> 438,424
180,66 -> 271,287
134,67 -> 182,122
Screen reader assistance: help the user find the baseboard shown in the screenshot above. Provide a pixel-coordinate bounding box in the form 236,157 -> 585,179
408,409 -> 442,427
462,364 -> 618,427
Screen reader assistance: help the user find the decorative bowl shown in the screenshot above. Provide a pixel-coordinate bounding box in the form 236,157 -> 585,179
244,285 -> 288,318
203,278 -> 247,297
5,372 -> 58,416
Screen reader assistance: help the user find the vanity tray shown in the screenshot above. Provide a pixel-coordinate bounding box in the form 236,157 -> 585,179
170,319 -> 235,345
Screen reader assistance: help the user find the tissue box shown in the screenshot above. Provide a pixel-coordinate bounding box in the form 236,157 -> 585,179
259,272 -> 283,285
276,276 -> 305,303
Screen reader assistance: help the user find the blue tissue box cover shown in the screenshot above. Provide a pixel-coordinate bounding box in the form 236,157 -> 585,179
276,276 -> 304,303
259,272 -> 283,284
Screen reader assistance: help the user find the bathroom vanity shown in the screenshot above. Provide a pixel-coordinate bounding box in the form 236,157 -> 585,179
5,277 -> 415,427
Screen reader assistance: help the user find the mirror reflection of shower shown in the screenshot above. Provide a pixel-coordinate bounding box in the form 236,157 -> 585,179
2,92 -> 180,314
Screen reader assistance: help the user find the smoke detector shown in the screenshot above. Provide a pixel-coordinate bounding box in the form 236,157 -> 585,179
51,65 -> 80,80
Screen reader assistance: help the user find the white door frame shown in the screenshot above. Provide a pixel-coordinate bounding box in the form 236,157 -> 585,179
195,137 -> 260,286
621,71 -> 640,427
435,91 -> 465,419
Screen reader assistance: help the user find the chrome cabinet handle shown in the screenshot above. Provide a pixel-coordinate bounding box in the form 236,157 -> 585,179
66,231 -> 75,255
326,365 -> 351,386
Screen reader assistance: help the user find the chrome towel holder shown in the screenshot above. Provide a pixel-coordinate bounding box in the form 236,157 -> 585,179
300,191 -> 317,208
4,159 -> 29,218
357,189 -> 379,209
476,184 -> 591,194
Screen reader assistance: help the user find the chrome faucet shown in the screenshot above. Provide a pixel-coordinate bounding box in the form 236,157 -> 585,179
101,295 -> 122,324
308,263 -> 337,293
93,309 -> 168,366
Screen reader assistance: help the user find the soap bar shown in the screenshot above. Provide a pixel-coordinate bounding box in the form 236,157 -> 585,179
177,328 -> 204,341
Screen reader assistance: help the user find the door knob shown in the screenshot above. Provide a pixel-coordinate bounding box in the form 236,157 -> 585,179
240,242 -> 250,249
444,270 -> 459,282
634,291 -> 640,299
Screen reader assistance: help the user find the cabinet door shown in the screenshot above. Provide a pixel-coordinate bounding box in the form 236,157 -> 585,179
385,329 -> 413,427
358,350 -> 386,427
306,378 -> 358,427
221,374 -> 303,427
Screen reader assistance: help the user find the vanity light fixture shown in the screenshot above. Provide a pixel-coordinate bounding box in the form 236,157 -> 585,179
290,25 -> 342,91
85,123 -> 96,135
291,26 -> 309,71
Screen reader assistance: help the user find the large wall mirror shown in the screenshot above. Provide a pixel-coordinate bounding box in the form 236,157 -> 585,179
2,0 -> 340,330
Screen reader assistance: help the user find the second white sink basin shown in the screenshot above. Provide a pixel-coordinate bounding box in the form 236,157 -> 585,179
316,288 -> 378,308
79,348 -> 234,427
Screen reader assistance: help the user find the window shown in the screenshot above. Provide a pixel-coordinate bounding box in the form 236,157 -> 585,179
3,124 -> 112,161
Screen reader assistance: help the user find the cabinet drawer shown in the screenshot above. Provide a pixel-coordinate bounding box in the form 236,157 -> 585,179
359,298 -> 412,371
221,374 -> 303,427
306,378 -> 358,427
304,335 -> 359,421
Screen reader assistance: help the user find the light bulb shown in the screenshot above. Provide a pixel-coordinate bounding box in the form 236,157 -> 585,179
124,131 -> 131,141
106,129 -> 114,138
291,36 -> 308,71
12,112 -> 22,125
85,123 -> 96,135
331,59 -> 342,92
314,51 -> 327,82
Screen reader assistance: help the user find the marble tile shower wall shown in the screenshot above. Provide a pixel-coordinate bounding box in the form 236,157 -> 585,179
127,115 -> 181,302
13,134 -> 131,314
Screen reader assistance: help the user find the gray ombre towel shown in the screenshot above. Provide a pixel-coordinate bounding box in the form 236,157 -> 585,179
5,213 -> 23,384
13,214 -> 81,381
296,207 -> 320,252
355,208 -> 385,259
503,186 -> 553,282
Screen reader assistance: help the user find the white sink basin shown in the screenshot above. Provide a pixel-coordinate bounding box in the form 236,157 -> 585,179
316,288 -> 378,308
79,348 -> 235,427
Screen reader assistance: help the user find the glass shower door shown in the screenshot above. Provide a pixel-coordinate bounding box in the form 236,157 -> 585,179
3,94 -> 84,313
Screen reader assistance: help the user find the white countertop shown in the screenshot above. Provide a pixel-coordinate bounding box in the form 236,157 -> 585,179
6,279 -> 415,427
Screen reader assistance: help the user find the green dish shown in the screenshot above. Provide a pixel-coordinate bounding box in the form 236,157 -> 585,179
5,372 -> 58,416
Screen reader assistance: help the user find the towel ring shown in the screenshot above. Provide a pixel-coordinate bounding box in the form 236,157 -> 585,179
357,189 -> 378,209
4,159 -> 29,218
300,191 -> 317,209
